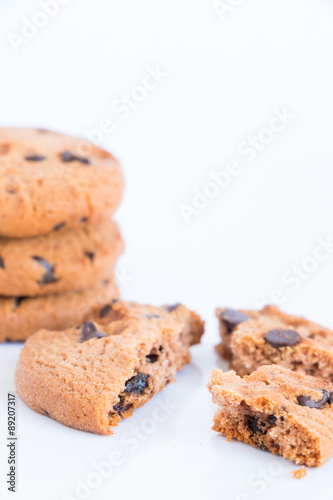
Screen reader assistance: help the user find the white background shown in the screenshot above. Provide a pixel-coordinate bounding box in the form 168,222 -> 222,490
0,0 -> 333,499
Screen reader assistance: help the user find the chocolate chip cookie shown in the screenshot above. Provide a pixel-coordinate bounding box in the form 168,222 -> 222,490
208,365 -> 333,466
0,128 -> 124,238
1,278 -> 118,342
216,305 -> 333,380
16,301 -> 204,434
0,219 -> 124,296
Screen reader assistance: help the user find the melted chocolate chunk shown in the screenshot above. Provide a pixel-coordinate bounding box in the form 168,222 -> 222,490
166,303 -> 181,312
124,372 -> 149,395
246,413 -> 277,435
265,329 -> 301,349
80,217 -> 88,223
53,222 -> 66,231
219,308 -> 250,333
146,353 -> 159,363
43,409 -> 50,416
32,256 -> 58,285
113,396 -> 132,414
145,314 -> 161,319
329,393 -> 333,404
14,297 -> 26,308
247,416 -> 264,434
25,155 -> 46,162
85,251 -> 95,263
0,255 -> 4,269
60,151 -> 90,164
297,389 -> 329,409
80,321 -> 107,342
99,304 -> 112,318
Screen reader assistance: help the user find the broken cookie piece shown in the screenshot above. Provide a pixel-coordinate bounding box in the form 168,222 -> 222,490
16,300 -> 204,434
215,307 -> 256,360
208,365 -> 333,466
216,305 -> 333,380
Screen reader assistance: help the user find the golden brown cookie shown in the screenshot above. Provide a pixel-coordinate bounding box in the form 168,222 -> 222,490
0,128 -> 124,238
0,278 -> 119,342
0,219 -> 124,296
208,365 -> 333,467
16,301 -> 204,434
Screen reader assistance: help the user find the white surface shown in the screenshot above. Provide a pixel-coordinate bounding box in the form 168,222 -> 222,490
0,1 -> 333,498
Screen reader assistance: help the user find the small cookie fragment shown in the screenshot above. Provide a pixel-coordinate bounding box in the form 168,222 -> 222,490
291,466 -> 307,479
16,300 -> 204,434
208,365 -> 333,467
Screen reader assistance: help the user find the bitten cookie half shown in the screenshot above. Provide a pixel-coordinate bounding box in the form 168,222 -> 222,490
0,278 -> 118,342
16,301 -> 204,434
216,305 -> 333,381
208,365 -> 333,467
0,219 -> 124,296
0,127 -> 124,238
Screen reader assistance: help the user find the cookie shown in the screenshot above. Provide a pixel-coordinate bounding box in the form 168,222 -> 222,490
0,128 -> 124,238
0,219 -> 124,296
216,305 -> 333,380
1,278 -> 119,342
16,302 -> 204,434
208,365 -> 333,466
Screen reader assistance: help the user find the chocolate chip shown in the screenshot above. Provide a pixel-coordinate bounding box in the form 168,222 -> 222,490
246,416 -> 263,434
25,155 -> 46,162
80,217 -> 88,223
219,309 -> 250,333
80,321 -> 107,342
265,329 -> 302,349
14,297 -> 26,308
124,372 -> 149,395
43,409 -> 50,416
268,414 -> 277,425
100,304 -> 112,318
85,251 -> 95,263
60,151 -> 76,162
145,314 -> 161,319
166,303 -> 181,312
0,256 -> 4,269
329,393 -> 333,404
53,222 -> 66,231
32,256 -> 58,285
113,396 -> 132,414
60,151 -> 90,164
146,353 -> 159,363
246,414 -> 277,435
297,389 -> 329,409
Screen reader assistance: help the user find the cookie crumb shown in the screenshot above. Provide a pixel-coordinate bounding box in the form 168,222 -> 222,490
290,466 -> 307,479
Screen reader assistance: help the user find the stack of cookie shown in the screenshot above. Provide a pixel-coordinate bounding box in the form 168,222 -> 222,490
0,128 -> 124,342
